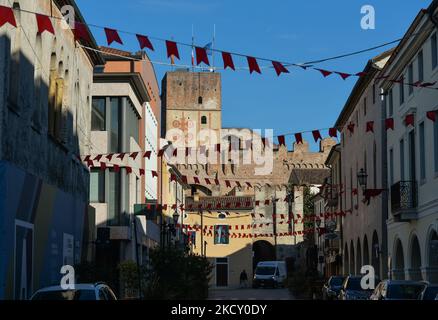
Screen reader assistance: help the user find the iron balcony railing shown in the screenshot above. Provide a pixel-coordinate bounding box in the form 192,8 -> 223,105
391,181 -> 418,213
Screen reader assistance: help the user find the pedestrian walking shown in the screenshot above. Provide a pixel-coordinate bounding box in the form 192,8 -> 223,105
240,270 -> 248,288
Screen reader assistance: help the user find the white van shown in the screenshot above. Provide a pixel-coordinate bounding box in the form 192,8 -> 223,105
253,261 -> 287,288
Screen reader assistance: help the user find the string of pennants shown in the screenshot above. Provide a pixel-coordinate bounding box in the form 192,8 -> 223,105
184,228 -> 326,239
79,109 -> 438,169
2,4 -> 438,84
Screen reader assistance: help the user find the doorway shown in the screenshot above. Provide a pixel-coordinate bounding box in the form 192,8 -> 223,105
216,258 -> 228,287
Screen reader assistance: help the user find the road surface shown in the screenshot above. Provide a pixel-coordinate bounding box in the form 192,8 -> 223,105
208,288 -> 294,300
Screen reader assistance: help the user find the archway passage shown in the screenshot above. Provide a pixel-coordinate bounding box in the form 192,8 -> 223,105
410,236 -> 422,281
253,240 -> 276,271
428,230 -> 438,282
356,239 -> 362,275
349,241 -> 355,275
371,231 -> 380,279
394,239 -> 405,280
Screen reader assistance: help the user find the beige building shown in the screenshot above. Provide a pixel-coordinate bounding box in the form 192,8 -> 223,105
335,50 -> 393,279
378,2 -> 438,282
161,70 -> 336,288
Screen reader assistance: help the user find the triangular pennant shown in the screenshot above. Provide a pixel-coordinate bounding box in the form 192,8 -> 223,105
247,56 -> 261,74
166,40 -> 180,60
195,46 -> 210,66
222,52 -> 235,70
36,14 -> 55,35
272,61 -> 289,76
295,133 -> 303,144
335,72 -> 352,80
129,152 -> 139,160
315,68 -> 332,77
385,118 -> 394,131
405,114 -> 415,127
74,22 -> 90,42
104,28 -> 123,45
328,128 -> 338,138
312,130 -> 322,142
143,151 -> 152,159
0,5 -> 16,28
427,111 -> 436,122
136,34 -> 154,51
366,121 -> 374,133
151,171 -> 158,178
277,135 -> 286,146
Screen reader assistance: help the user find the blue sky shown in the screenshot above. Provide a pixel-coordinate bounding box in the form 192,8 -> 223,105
77,0 -> 431,149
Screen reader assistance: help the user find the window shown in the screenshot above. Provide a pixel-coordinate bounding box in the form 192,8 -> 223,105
418,50 -> 424,82
432,33 -> 437,70
108,169 -> 121,226
214,225 -> 229,245
48,54 -> 64,140
420,122 -> 426,181
390,149 -> 394,186
201,115 -> 207,124
388,89 -> 394,117
372,84 -> 376,104
408,63 -> 413,95
91,98 -> 106,131
90,169 -> 105,203
198,96 -> 203,104
400,80 -> 405,105
109,97 -> 120,153
400,139 -> 405,181
126,99 -> 140,144
434,111 -> 438,173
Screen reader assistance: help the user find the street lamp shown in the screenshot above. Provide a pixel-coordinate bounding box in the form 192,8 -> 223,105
357,168 -> 368,190
193,193 -> 204,257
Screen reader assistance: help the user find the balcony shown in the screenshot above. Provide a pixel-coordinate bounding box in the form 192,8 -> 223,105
391,181 -> 418,221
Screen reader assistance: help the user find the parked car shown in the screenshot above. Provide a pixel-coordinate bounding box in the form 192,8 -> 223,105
418,284 -> 438,300
338,275 -> 376,300
253,261 -> 287,288
30,283 -> 117,301
322,276 -> 345,300
370,280 -> 426,300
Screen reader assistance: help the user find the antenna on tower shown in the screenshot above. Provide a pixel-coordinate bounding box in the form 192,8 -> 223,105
212,24 -> 216,72
191,24 -> 195,72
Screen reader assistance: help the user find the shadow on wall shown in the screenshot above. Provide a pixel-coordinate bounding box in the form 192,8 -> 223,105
0,34 -> 92,300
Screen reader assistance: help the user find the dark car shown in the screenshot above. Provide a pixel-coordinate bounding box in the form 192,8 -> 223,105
370,280 -> 426,300
322,276 -> 345,300
418,284 -> 438,300
338,275 -> 377,300
30,283 -> 117,300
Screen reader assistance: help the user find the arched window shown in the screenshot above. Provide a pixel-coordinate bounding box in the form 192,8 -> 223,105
201,115 -> 207,124
48,54 -> 64,140
198,96 -> 203,104
8,2 -> 22,110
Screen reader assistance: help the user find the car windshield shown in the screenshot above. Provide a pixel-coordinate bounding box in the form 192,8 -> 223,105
345,278 -> 364,291
31,289 -> 96,300
423,287 -> 438,300
387,284 -> 424,299
255,266 -> 276,276
330,277 -> 344,286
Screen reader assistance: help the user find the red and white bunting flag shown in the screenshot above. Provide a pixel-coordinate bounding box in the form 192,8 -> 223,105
129,152 -> 139,160
366,121 -> 374,133
205,178 -> 211,185
117,153 -> 126,161
170,174 -> 176,182
94,154 -> 103,162
329,128 -> 338,138
106,154 -> 114,162
36,14 -> 55,35
246,182 -> 252,188
136,34 -> 154,51
335,72 -> 352,80
126,166 -> 132,175
100,162 -> 107,171
277,135 -> 286,146
272,61 -> 289,76
195,46 -> 210,66
247,56 -> 261,74
312,130 -> 322,143
104,28 -> 123,45
166,40 -> 180,60
181,176 -> 188,184
225,180 -> 231,188
295,133 -> 303,144
151,170 -> 158,178
193,177 -> 200,184
315,68 -> 332,77
427,111 -> 437,122
0,5 -> 16,28
222,52 -> 235,70
385,118 -> 394,131
113,164 -> 120,173
347,123 -> 355,134
215,179 -> 220,186
139,169 -> 145,176
405,114 -> 415,127
74,22 -> 90,42
143,151 -> 152,159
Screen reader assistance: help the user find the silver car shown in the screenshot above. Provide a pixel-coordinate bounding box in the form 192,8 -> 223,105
30,283 -> 117,301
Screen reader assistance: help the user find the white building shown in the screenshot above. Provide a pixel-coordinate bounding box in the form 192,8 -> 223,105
336,50 -> 393,279
378,2 -> 438,282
